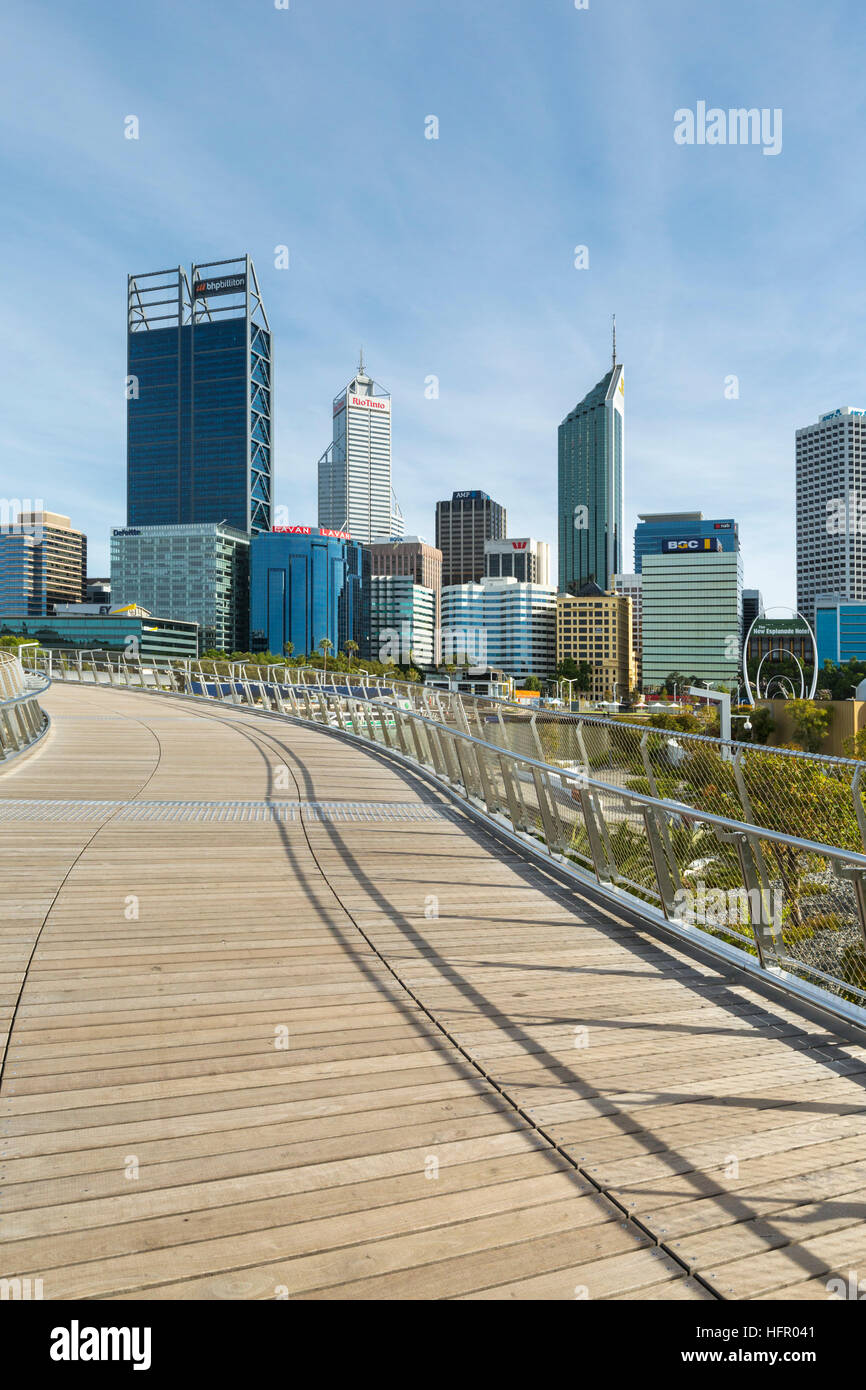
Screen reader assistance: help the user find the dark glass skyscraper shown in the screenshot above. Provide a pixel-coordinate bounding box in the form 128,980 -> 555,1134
435,491 -> 506,586
127,257 -> 272,535
558,362 -> 624,594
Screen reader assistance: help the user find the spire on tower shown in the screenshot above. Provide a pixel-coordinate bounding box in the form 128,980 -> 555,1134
612,314 -> 617,369
359,345 -> 365,375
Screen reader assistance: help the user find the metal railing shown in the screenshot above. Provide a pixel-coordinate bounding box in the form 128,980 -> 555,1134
25,648 -> 866,1025
0,649 -> 50,761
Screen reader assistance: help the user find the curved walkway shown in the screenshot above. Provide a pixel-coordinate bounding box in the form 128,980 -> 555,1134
1,686 -> 866,1300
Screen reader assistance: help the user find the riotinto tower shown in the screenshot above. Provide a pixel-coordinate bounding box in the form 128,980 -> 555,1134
127,256 -> 272,535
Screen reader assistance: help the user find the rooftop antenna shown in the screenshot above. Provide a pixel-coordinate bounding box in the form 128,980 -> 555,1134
612,314 -> 617,369
359,345 -> 365,375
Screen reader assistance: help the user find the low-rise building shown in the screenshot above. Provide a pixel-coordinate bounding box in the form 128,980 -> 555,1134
556,584 -> 634,700
0,609 -> 198,661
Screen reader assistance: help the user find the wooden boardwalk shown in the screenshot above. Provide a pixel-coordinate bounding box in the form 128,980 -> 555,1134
1,684 -> 866,1300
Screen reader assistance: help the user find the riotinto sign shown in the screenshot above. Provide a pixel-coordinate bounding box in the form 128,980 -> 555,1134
193,275 -> 247,297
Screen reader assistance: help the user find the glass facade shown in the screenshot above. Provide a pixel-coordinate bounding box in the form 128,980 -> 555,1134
441,577 -> 556,683
558,366 -> 624,594
634,513 -> 739,574
0,614 -> 198,660
369,576 -> 436,668
250,531 -> 370,658
110,523 -> 250,654
127,259 -> 271,536
641,552 -> 743,688
816,598 -> 866,666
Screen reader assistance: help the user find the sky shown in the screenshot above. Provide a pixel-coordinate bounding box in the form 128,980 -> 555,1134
2,0 -> 865,606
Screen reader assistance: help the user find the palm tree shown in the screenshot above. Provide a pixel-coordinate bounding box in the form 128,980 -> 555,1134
345,640 -> 359,667
318,637 -> 333,676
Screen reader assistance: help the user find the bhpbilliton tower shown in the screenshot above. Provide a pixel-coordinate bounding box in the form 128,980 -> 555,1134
127,256 -> 272,535
558,337 -> 624,594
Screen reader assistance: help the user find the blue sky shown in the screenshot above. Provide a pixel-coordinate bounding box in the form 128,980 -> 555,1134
2,0 -> 865,605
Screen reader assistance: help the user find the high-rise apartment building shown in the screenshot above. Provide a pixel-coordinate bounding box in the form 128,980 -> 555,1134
634,512 -> 738,573
127,256 -> 272,535
367,535 -> 442,664
110,522 -> 250,654
796,405 -> 866,624
318,357 -> 403,544
0,511 -> 86,615
435,491 -> 506,587
558,357 -> 624,594
556,585 -> 635,700
484,537 -> 550,586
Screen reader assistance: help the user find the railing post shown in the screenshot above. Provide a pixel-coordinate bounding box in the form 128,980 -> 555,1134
641,804 -> 680,917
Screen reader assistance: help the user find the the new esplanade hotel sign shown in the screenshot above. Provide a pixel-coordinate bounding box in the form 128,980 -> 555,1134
193,274 -> 247,298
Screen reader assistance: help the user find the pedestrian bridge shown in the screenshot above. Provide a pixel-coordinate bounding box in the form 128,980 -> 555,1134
3,675 -> 866,1300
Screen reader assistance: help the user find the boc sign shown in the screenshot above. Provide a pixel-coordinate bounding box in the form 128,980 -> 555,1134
662,537 -> 722,553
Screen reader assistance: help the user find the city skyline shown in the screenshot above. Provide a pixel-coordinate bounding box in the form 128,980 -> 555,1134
3,1 -> 865,605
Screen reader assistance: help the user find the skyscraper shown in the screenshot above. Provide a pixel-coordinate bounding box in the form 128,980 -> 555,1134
127,256 -> 272,535
558,347 -> 624,595
435,491 -> 506,587
318,356 -> 403,544
0,511 -> 86,616
796,405 -> 866,624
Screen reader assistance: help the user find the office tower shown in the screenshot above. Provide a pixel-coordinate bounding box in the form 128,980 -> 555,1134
318,356 -> 402,544
557,585 -> 635,701
815,594 -> 866,666
111,522 -> 250,654
440,576 -> 556,683
613,573 -> 642,688
0,511 -> 86,616
484,537 -> 551,586
796,405 -> 866,624
558,346 -> 624,594
634,512 -> 738,573
249,526 -> 369,659
435,491 -> 506,587
369,575 -> 436,668
127,256 -> 272,535
742,588 -> 763,637
642,548 -> 743,688
367,535 -> 442,664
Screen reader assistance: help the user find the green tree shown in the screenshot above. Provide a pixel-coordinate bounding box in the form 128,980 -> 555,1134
785,698 -> 834,753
